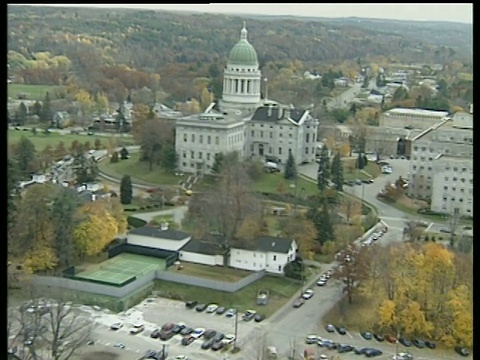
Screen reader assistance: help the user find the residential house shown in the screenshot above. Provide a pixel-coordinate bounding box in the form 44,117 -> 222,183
367,90 -> 384,104
127,224 -> 191,252
229,236 -> 298,274
52,111 -> 71,129
179,238 -> 225,266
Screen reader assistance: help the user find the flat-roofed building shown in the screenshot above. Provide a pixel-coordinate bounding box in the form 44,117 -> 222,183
380,108 -> 449,130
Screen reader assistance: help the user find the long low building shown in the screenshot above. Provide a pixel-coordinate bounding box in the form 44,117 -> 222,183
380,108 -> 449,130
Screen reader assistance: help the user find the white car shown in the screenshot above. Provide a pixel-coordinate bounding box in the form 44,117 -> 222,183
302,289 -> 314,300
393,353 -> 414,360
130,323 -> 144,334
223,334 -> 236,345
305,335 -> 319,344
225,308 -> 237,317
110,322 -> 123,330
206,303 -> 219,313
175,356 -> 188,360
191,327 -> 205,339
317,279 -> 327,286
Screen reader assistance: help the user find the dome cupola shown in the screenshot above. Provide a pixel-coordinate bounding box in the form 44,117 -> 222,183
228,22 -> 258,66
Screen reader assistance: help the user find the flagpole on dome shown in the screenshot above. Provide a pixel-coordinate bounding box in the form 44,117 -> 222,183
264,77 -> 268,100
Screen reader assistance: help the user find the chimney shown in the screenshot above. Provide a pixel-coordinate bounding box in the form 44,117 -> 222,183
271,241 -> 276,247
160,222 -> 169,231
267,104 -> 272,117
469,103 -> 473,114
284,108 -> 291,119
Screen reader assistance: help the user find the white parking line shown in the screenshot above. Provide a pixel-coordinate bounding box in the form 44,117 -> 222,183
105,342 -> 110,346
346,331 -> 353,339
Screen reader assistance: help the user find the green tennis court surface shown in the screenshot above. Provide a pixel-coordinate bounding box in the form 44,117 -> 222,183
75,253 -> 166,285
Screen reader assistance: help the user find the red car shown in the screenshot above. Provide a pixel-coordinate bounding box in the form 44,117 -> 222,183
385,334 -> 398,343
293,298 -> 305,308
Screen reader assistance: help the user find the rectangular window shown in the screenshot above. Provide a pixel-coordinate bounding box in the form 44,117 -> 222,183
199,152 -> 203,159
207,135 -> 211,144
260,131 -> 263,138
183,152 -> 186,158
199,135 -> 203,144
273,255 -> 277,261
270,132 -> 273,138
215,136 -> 219,145
191,134 -> 195,142
251,130 -> 254,137
278,147 -> 282,155
183,134 -> 187,142
207,153 -> 210,161
305,147 -> 309,154
306,133 -> 309,143
190,151 -> 194,159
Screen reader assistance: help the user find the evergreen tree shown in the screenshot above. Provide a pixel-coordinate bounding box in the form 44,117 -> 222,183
211,153 -> 225,174
110,151 -> 119,163
8,159 -> 20,228
307,197 -> 333,245
16,102 -> 28,125
33,100 -> 42,116
120,175 -> 133,205
317,145 -> 330,192
357,153 -> 366,170
160,144 -> 178,171
120,147 -> 129,160
15,136 -> 36,173
73,149 -> 98,184
331,152 -> 344,191
284,151 -> 297,180
41,91 -> 52,123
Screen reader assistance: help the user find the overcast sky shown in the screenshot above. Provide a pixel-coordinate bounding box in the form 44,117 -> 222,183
14,4 -> 472,24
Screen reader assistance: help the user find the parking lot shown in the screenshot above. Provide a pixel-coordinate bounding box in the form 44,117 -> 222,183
81,296 -> 266,359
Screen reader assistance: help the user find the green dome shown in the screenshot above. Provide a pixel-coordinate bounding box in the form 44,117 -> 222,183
227,26 -> 258,66
228,40 -> 258,66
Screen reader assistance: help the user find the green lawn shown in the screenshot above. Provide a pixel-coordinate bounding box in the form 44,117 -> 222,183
153,275 -> 303,318
252,173 -> 319,196
343,159 -> 381,181
8,84 -> 61,101
8,129 -> 134,152
97,152 -> 184,186
168,263 -> 253,282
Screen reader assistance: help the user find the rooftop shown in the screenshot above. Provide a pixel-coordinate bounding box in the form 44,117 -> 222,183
232,236 -> 294,254
129,226 -> 190,241
385,108 -> 449,117
180,239 -> 225,255
251,106 -> 308,125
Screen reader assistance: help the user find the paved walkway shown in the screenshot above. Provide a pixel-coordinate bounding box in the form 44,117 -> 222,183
132,206 -> 189,228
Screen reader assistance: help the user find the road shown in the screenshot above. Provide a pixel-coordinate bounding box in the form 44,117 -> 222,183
326,83 -> 362,111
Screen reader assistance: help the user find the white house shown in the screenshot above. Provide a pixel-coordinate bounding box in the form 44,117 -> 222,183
179,238 -> 224,266
127,225 -> 191,252
229,236 -> 298,274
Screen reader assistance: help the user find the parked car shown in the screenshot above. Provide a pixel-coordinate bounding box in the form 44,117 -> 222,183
181,336 -> 195,346
424,340 -> 436,349
206,304 -> 219,313
172,323 -> 186,334
354,347 -> 370,355
327,342 -> 339,350
393,352 -> 414,360
215,306 -> 226,315
373,333 -> 385,342
150,329 -> 161,338
203,329 -> 217,339
317,278 -> 327,286
254,313 -> 266,322
195,303 -> 207,312
225,308 -> 237,317
242,310 -> 257,321
305,335 -> 319,345
412,339 -> 425,348
201,338 -> 215,350
302,289 -> 315,300
399,337 -> 412,347
336,326 -> 347,335
293,298 -> 305,308
130,323 -> 145,335
161,322 -> 175,332
211,341 -> 225,351
159,331 -> 174,341
113,343 -> 125,349
365,348 -> 383,357
223,334 -> 236,345
185,300 -> 198,309
213,333 -> 225,343
180,327 -> 194,336
325,324 -> 335,333
110,322 -> 123,330
191,328 -> 206,339
338,344 -> 354,353
385,335 -> 398,344
454,346 -> 470,357
361,331 -> 373,340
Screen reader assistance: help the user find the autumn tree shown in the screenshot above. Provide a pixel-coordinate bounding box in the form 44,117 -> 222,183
330,152 -> 344,191
307,197 -> 333,245
9,184 -> 59,273
335,244 -> 370,304
278,216 -> 318,259
317,145 -> 330,192
13,136 -> 36,174
74,89 -> 94,129
74,200 -> 120,259
8,288 -> 93,360
284,151 -> 297,180
50,187 -> 79,269
187,156 -> 261,262
340,195 -> 362,222
134,119 -> 174,171
120,174 -> 133,205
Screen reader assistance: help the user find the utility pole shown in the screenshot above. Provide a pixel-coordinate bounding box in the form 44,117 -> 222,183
161,344 -> 166,360
449,207 -> 460,247
233,309 -> 238,350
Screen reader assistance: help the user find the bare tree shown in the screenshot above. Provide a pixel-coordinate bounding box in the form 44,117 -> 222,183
8,287 -> 93,360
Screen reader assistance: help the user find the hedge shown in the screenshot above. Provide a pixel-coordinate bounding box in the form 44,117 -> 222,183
127,216 -> 147,228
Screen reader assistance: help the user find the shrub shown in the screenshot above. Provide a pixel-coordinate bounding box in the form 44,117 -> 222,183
127,216 -> 147,228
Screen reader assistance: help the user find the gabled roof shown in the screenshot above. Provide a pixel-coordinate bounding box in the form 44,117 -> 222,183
180,239 -> 225,255
129,226 -> 190,241
232,236 -> 295,254
251,106 -> 307,125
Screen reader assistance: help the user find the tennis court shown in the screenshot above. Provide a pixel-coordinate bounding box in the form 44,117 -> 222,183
74,253 -> 166,285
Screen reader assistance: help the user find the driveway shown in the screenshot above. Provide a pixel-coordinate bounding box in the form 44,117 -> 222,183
132,206 -> 189,228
